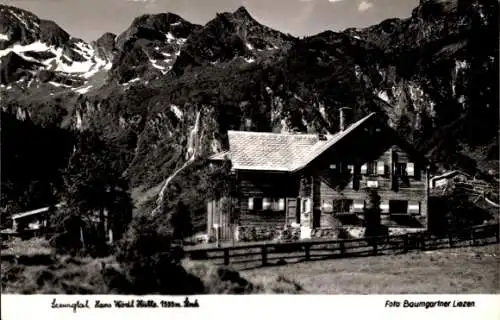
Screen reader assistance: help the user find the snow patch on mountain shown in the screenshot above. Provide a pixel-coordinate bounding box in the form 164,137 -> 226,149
0,40 -> 50,58
170,104 -> 183,119
377,91 -> 390,104
48,81 -> 71,88
73,41 -> 94,60
0,39 -> 112,80
73,84 -> 93,94
9,9 -> 35,31
126,78 -> 141,85
164,32 -> 176,42
150,59 -> 169,74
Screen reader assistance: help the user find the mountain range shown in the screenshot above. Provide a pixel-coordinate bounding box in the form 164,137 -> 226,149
1,0 -> 498,220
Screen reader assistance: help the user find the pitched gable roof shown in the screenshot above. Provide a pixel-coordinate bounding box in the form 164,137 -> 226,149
222,112 -> 377,172
11,203 -> 64,220
227,131 -> 331,171
291,112 -> 376,172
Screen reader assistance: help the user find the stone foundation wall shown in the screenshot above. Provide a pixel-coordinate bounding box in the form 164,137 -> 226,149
234,225 -> 426,242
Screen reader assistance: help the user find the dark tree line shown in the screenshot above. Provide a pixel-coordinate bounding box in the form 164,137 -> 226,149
49,131 -> 133,256
1,111 -> 75,217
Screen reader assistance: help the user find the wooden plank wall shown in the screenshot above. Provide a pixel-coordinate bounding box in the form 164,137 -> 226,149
316,144 -> 428,229
207,197 -> 233,241
236,171 -> 299,228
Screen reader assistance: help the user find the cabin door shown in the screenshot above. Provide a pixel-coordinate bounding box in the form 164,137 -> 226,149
285,198 -> 300,225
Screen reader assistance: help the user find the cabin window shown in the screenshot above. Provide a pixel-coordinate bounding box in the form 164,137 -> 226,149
249,197 -> 284,211
329,162 -> 349,174
262,198 -> 271,210
302,198 -> 312,213
360,163 -> 368,174
408,201 -> 420,215
321,200 -> 333,212
410,163 -> 421,180
377,161 -> 386,175
367,162 -> 377,175
389,200 -> 408,214
363,161 -> 383,175
270,198 -> 285,211
407,162 -> 415,177
380,200 -> 389,214
249,197 -> 263,210
396,163 -> 407,177
332,199 -> 354,214
352,200 -> 365,213
366,180 -> 379,188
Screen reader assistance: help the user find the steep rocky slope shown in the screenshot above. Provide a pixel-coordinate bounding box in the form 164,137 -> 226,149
1,1 -> 498,219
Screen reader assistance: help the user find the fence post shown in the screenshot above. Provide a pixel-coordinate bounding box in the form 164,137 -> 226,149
448,232 -> 454,248
403,234 -> 409,253
470,228 -> 476,246
261,246 -> 268,266
223,248 -> 230,266
339,241 -> 345,256
420,234 -> 426,251
372,239 -> 378,256
304,244 -> 311,261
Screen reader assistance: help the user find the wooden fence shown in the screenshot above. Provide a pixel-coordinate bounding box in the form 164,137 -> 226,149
184,223 -> 499,270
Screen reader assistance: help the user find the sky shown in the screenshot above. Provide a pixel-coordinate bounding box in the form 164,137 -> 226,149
0,0 -> 419,42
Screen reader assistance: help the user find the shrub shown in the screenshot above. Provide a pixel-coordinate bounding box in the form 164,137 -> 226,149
364,190 -> 387,238
182,260 -> 303,294
115,212 -> 204,295
336,227 -> 351,239
1,256 -> 112,294
252,274 -> 304,294
182,260 -> 254,294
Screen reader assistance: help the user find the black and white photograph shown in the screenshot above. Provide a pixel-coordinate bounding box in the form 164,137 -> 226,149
0,0 -> 498,314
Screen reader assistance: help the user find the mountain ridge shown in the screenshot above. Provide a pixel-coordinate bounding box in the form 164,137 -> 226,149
1,1 -> 498,218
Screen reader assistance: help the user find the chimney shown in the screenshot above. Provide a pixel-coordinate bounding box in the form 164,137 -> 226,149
339,107 -> 352,131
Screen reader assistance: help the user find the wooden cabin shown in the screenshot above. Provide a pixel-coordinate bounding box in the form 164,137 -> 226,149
208,111 -> 430,241
7,203 -> 114,243
10,205 -> 58,239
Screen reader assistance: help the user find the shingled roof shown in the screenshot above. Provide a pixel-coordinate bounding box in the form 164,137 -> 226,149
215,112 -> 376,172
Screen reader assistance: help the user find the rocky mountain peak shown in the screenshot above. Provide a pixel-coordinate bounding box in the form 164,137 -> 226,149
232,6 -> 255,21
115,12 -> 200,50
0,5 -> 72,49
0,5 -> 41,49
91,32 -> 117,63
38,19 -> 70,47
